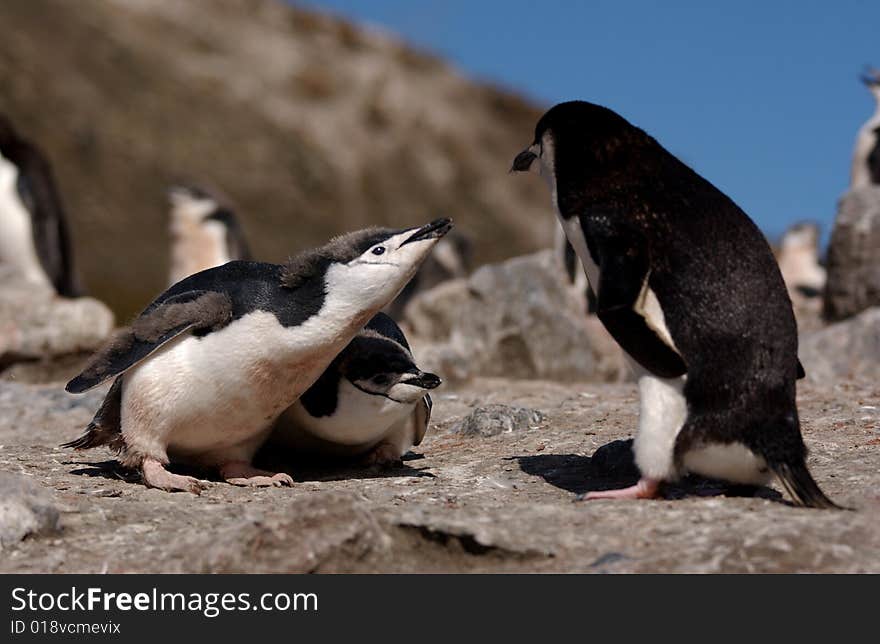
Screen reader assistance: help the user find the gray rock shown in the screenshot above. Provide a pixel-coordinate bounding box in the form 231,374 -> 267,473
824,186 -> 880,321
182,491 -> 391,573
453,404 -> 545,437
0,473 -> 61,548
0,269 -> 114,378
799,307 -> 880,382
404,250 -> 627,383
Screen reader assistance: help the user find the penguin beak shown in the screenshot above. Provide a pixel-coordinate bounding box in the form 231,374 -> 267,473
404,372 -> 442,389
511,148 -> 537,173
401,218 -> 454,246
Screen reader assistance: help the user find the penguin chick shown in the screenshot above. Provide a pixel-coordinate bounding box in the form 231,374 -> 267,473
270,312 -> 440,466
512,101 -> 838,508
0,114 -> 81,296
776,221 -> 826,302
167,184 -> 251,285
851,67 -> 880,189
62,219 -> 453,493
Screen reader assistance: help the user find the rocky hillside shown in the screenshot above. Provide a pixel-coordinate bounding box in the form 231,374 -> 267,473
0,0 -> 549,320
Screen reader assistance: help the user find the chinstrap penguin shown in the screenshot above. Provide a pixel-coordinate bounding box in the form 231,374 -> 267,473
776,222 -> 826,303
851,67 -> 880,189
0,114 -> 81,296
62,219 -> 453,493
512,101 -> 838,508
269,312 -> 440,465
167,184 -> 251,285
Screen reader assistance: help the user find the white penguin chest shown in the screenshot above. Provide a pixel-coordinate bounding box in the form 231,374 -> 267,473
277,379 -> 415,447
169,219 -> 230,285
0,156 -> 52,287
557,213 -> 601,290
122,310 -> 350,457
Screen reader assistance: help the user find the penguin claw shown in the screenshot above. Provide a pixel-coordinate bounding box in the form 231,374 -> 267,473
225,474 -> 293,487
220,462 -> 294,488
141,458 -> 209,494
361,442 -> 404,468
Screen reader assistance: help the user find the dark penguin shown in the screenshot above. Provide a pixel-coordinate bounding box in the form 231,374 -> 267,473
167,184 -> 251,285
851,67 -> 880,189
62,219 -> 453,493
270,312 -> 440,465
0,114 -> 81,296
512,101 -> 837,508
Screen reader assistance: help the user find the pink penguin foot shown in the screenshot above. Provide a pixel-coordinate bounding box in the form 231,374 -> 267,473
579,478 -> 661,501
219,461 -> 294,487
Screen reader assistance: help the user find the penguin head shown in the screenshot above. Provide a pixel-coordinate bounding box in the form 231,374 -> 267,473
340,335 -> 442,404
511,101 -> 649,215
168,184 -> 223,228
861,67 -> 880,100
780,222 -> 820,252
283,219 -> 453,312
167,184 -> 248,282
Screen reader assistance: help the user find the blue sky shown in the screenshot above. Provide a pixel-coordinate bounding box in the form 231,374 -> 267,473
300,1 -> 879,243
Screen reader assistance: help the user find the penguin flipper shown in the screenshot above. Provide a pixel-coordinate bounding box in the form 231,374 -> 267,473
412,394 -> 432,447
586,223 -> 687,379
65,290 -> 233,393
796,359 -> 806,380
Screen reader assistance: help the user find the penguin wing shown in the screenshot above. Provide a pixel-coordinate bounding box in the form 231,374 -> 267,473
585,219 -> 687,379
65,290 -> 234,393
16,146 -> 81,297
412,394 -> 432,447
869,126 -> 880,184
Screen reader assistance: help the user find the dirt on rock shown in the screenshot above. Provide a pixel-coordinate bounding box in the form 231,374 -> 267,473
0,376 -> 878,573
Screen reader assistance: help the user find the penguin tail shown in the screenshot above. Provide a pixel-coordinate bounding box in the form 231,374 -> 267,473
770,462 -> 847,510
60,419 -> 124,453
61,376 -> 123,452
60,422 -> 112,450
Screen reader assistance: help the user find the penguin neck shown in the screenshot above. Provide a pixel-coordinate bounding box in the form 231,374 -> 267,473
310,263 -> 388,349
870,86 -> 880,110
169,217 -> 230,285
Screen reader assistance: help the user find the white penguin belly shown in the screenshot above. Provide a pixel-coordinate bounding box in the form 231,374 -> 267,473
682,443 -> 772,485
0,156 -> 52,289
121,310 -> 343,466
276,379 -> 415,449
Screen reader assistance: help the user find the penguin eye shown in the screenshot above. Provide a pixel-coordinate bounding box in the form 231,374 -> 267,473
372,374 -> 390,386
372,246 -> 386,256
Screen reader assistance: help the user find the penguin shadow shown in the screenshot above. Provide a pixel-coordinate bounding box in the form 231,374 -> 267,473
515,439 -> 784,502
65,454 -> 434,487
65,459 -> 141,484
255,450 -> 436,484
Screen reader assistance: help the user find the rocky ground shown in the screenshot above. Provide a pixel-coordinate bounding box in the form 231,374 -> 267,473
1,376 -> 877,573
